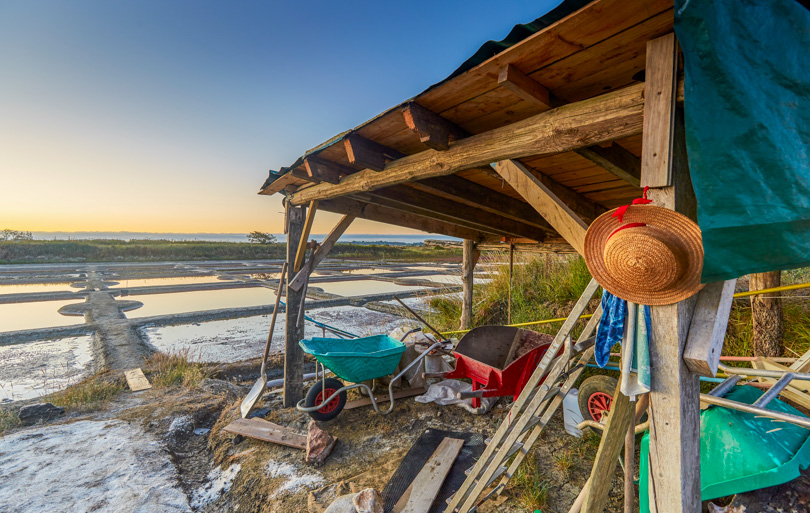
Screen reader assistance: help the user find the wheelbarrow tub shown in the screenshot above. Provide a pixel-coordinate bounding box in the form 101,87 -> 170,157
299,335 -> 406,384
445,325 -> 554,399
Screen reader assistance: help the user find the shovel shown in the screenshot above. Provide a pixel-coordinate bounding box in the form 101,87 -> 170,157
241,261 -> 287,418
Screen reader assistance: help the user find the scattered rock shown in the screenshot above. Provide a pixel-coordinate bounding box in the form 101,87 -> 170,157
323,494 -> 356,513
193,427 -> 211,436
18,403 -> 64,426
166,415 -> 194,440
246,407 -> 271,419
232,434 -> 244,445
200,378 -> 243,400
353,488 -> 383,513
306,420 -> 337,466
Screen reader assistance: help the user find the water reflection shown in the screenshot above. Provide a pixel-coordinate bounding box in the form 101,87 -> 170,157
110,276 -> 223,288
125,287 -> 277,318
0,283 -> 76,295
0,300 -> 86,332
312,280 -> 429,296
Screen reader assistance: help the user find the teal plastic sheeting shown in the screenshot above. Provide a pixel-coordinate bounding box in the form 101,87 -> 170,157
639,386 -> 810,512
674,0 -> 810,282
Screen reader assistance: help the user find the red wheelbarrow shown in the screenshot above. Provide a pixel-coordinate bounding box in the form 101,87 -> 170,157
439,325 -> 556,408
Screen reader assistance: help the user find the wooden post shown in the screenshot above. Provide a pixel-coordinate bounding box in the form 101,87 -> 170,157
283,202 -> 306,407
643,33 -> 701,513
508,242 -> 515,324
460,240 -> 480,330
750,271 -> 784,357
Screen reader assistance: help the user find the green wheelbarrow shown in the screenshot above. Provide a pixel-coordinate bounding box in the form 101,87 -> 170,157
296,334 -> 450,421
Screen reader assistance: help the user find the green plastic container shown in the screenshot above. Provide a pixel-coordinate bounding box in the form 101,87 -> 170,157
299,335 -> 407,383
639,386 -> 810,512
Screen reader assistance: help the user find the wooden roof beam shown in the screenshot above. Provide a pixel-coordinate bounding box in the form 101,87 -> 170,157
289,81 -> 655,205
289,166 -> 319,184
401,102 -> 469,151
497,64 -> 642,187
319,196 -> 486,241
304,156 -> 353,185
343,134 -> 405,172
367,185 -> 547,241
407,175 -> 556,235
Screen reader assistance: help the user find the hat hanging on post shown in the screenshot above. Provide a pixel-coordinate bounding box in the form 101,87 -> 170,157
584,187 -> 704,306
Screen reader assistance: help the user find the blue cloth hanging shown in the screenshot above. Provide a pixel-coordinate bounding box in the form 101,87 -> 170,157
594,291 -> 627,367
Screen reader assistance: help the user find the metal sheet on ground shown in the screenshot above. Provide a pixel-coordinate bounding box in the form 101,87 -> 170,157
381,428 -> 485,513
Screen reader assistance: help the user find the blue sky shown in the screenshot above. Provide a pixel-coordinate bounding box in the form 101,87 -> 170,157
0,0 -> 563,234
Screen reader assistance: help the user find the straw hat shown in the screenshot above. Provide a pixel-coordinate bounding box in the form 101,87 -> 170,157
584,204 -> 704,306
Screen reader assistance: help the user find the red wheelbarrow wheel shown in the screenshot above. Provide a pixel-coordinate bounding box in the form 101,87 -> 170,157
305,378 -> 347,421
578,375 -> 618,427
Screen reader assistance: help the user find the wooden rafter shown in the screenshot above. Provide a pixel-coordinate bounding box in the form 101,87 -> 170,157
497,64 -> 555,111
304,156 -> 352,184
318,196 -> 487,241
366,186 -> 547,241
289,166 -> 319,184
290,81 -> 655,205
343,134 -> 405,172
492,160 -> 588,254
401,102 -> 469,151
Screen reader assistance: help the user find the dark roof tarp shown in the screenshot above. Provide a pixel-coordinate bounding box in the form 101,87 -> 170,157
675,0 -> 810,281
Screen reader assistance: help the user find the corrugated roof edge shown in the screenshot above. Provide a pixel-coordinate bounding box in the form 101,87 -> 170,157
259,0 -> 588,193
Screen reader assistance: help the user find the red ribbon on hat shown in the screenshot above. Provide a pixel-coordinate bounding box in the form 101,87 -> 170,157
607,186 -> 653,240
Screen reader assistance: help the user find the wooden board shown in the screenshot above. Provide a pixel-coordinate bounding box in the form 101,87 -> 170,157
344,387 -> 426,410
223,418 -> 307,450
391,437 -> 464,513
684,280 -> 737,376
641,33 -> 678,188
124,368 -> 151,392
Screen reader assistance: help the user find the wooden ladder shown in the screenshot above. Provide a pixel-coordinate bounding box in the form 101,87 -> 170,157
444,278 -> 602,513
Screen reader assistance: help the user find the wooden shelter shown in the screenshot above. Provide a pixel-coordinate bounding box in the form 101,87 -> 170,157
260,0 -> 706,510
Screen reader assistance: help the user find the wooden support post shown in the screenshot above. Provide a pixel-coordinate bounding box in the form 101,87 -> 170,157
283,203 -> 306,408
508,243 -> 515,324
582,377 -> 634,512
289,214 -> 355,291
643,33 -> 701,513
293,200 -> 318,273
460,240 -> 480,330
750,271 -> 784,357
492,159 -> 589,255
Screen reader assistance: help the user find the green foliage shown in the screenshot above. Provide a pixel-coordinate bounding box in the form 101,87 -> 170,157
247,231 -> 277,244
1,229 -> 33,241
507,452 -> 549,512
0,239 -> 460,264
49,373 -> 126,411
426,253 -> 593,334
0,408 -> 21,434
146,349 -> 210,389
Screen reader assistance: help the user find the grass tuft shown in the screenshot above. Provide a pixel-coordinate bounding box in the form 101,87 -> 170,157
0,408 -> 21,434
145,349 -> 210,389
508,452 -> 549,512
49,373 -> 125,411
554,449 -> 575,475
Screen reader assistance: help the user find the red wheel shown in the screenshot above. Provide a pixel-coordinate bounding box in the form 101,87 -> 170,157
587,391 -> 613,422
305,378 -> 346,421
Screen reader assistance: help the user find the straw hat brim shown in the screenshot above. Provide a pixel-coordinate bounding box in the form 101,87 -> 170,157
584,205 -> 704,306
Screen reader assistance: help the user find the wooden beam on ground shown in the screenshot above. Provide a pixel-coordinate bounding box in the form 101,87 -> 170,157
293,201 -> 318,273
460,240 -> 480,330
498,63 -> 554,111
684,280 -> 737,376
401,102 -> 468,151
641,33 -> 679,188
582,377 -> 634,513
319,196 -> 485,241
575,144 -> 642,188
304,156 -> 351,184
408,175 -> 556,234
284,203 -> 306,408
492,159 -> 588,255
366,185 -> 547,241
392,437 -> 465,513
343,134 -> 405,172
289,214 -> 355,292
290,82 -> 655,205
223,418 -> 307,450
124,368 -> 151,391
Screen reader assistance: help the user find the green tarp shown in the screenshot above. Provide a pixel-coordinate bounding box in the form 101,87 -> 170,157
674,0 -> 810,282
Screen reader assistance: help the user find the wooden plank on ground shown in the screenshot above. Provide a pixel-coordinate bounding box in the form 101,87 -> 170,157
124,368 -> 151,391
344,387 -> 426,410
683,279 -> 737,376
640,33 -> 678,188
392,437 -> 465,513
789,348 -> 810,372
492,159 -> 588,255
223,418 -> 307,450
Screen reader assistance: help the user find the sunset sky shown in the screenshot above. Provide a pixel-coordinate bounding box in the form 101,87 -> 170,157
1,1 -> 561,235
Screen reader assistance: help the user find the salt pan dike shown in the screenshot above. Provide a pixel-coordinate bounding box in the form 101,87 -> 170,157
0,259 -> 460,402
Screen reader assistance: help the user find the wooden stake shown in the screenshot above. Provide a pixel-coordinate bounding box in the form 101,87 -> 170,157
293,200 -> 318,273
284,203 -> 306,408
460,240 -> 479,330
508,243 -> 514,324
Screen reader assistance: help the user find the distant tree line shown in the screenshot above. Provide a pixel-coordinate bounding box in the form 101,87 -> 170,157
1,229 -> 33,241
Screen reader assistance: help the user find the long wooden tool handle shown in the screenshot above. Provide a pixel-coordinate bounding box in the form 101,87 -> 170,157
393,295 -> 446,341
262,262 -> 287,364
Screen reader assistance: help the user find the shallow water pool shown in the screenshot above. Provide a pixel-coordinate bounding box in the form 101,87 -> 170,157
312,280 -> 428,297
111,276 -> 224,288
0,300 -> 87,332
0,283 -> 77,295
124,287 -> 278,318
